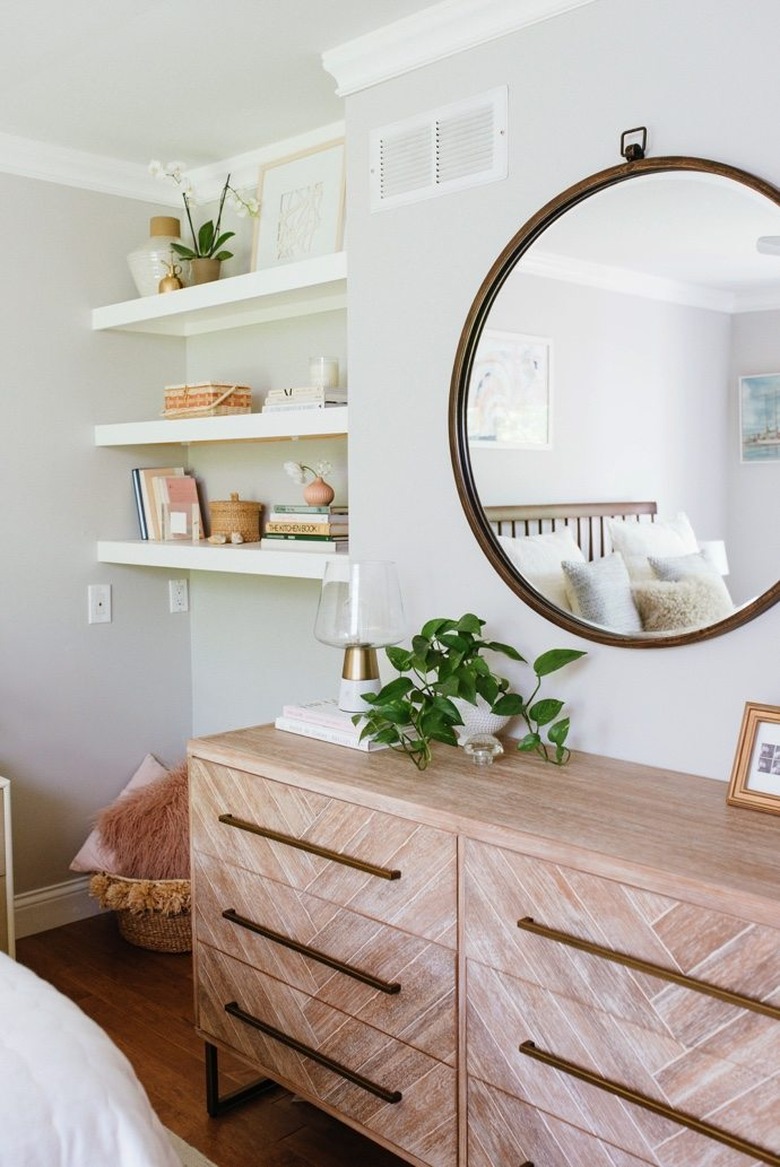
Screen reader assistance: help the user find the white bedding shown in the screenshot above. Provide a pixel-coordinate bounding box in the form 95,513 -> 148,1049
0,950 -> 179,1167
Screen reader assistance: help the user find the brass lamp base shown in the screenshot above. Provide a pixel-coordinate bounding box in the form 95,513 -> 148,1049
338,645 -> 380,713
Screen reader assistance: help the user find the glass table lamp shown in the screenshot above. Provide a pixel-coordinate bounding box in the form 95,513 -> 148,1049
314,560 -> 405,712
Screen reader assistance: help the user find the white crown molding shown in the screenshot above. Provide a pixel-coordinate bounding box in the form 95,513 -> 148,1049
323,0 -> 598,95
0,121 -> 345,204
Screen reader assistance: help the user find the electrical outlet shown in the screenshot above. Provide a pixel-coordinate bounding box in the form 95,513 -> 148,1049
88,584 -> 112,624
168,579 -> 189,613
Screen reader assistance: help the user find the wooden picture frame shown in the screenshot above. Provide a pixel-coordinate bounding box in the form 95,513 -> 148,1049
726,701 -> 780,815
251,139 -> 345,271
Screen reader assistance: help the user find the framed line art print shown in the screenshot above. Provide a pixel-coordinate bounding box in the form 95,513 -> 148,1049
467,330 -> 552,449
726,701 -> 780,815
252,140 -> 345,270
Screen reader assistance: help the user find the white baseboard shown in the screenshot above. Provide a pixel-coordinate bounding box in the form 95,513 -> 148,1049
14,877 -> 103,939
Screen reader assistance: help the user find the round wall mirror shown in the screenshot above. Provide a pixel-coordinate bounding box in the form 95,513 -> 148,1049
450,154 -> 780,647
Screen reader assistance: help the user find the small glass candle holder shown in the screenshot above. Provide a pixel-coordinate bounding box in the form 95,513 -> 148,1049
309,356 -> 339,389
461,734 -> 504,766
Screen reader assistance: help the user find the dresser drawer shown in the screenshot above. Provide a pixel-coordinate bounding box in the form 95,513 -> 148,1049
466,958 -> 777,1166
193,849 -> 457,1064
468,1076 -> 654,1167
191,757 -> 457,947
464,839 -> 780,1011
197,944 -> 457,1167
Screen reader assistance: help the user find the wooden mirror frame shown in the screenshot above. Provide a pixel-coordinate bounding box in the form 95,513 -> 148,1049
449,154 -> 780,647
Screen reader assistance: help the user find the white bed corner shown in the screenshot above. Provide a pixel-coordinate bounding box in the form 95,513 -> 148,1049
0,950 -> 179,1167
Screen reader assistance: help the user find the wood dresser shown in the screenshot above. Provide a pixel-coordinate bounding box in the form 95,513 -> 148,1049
188,724 -> 780,1167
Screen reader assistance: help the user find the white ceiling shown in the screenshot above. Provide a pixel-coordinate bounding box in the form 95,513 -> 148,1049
0,0 -> 433,165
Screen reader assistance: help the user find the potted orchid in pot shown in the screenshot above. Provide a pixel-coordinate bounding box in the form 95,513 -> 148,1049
149,160 -> 259,284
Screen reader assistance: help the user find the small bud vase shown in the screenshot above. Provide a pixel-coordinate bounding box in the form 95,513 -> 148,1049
303,477 -> 335,506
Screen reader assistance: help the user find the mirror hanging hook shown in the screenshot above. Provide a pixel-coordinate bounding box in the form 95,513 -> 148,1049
620,126 -> 647,161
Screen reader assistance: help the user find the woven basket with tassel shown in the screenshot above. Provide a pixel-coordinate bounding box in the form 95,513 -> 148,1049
89,873 -> 191,953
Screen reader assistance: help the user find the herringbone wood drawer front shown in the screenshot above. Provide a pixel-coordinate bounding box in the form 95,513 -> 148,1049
192,849 -> 457,1063
197,944 -> 457,1167
468,1076 -> 653,1167
464,838 -> 780,1008
466,958 -> 776,1166
190,757 -> 457,946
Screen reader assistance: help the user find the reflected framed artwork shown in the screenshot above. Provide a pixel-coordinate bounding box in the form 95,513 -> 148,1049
467,330 -> 551,449
252,139 -> 345,270
739,373 -> 780,462
727,701 -> 780,815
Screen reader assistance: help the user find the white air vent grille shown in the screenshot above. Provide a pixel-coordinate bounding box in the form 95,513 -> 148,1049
370,87 -> 507,211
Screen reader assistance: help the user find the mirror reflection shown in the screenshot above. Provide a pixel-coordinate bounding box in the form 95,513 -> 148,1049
457,163 -> 780,645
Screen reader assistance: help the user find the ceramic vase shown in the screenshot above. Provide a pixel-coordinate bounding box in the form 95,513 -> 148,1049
127,216 -> 183,296
452,696 -> 511,742
190,257 -> 222,285
303,477 -> 335,506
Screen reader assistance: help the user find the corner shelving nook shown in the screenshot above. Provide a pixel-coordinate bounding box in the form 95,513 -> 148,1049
93,253 -> 348,580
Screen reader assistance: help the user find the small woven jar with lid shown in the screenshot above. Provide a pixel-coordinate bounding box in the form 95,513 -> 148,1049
209,493 -> 263,543
127,216 -> 184,296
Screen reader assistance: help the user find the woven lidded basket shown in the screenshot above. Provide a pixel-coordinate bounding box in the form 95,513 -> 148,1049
162,382 -> 252,418
209,492 -> 263,542
89,873 -> 191,953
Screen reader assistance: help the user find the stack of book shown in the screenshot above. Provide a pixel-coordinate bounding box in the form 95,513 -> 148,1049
275,698 -> 386,752
261,503 -> 349,553
131,466 -> 204,541
262,385 -> 348,413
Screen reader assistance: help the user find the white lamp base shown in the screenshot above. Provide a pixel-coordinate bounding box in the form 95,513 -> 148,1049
338,675 -> 380,713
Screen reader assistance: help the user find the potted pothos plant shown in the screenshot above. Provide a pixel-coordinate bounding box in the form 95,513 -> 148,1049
354,613 -> 585,772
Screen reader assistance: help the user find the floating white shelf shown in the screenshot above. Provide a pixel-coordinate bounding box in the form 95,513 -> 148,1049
97,540 -> 342,579
95,406 -> 348,447
92,252 -> 347,336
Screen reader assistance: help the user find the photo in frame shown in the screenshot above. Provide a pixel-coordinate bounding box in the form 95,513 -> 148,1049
726,701 -> 780,815
739,373 -> 780,462
467,330 -> 552,449
252,140 -> 345,270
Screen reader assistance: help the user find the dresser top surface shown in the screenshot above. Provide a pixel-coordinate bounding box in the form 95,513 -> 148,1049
189,724 -> 779,922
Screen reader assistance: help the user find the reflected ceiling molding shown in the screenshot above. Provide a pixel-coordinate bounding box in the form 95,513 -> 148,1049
525,249 -> 738,313
323,0 -> 598,95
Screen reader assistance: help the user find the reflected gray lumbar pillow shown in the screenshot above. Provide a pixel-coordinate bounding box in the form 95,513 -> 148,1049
562,553 -> 642,633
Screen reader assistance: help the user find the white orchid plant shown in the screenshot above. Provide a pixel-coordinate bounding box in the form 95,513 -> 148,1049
283,460 -> 333,485
149,160 -> 259,261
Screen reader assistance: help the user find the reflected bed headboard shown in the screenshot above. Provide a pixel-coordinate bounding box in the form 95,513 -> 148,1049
484,501 -> 658,562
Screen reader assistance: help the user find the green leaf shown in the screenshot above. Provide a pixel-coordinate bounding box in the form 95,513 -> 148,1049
533,648 -> 587,677
547,717 -> 570,746
483,639 -> 526,661
197,220 -> 215,254
170,242 -> 197,260
492,692 -> 524,716
386,645 -> 412,671
420,617 -> 453,639
372,676 -> 414,702
528,698 -> 564,726
455,613 -> 484,635
516,732 -> 541,753
212,249 -> 234,261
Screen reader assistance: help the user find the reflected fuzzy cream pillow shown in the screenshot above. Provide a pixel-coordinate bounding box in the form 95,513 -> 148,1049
633,576 -> 733,632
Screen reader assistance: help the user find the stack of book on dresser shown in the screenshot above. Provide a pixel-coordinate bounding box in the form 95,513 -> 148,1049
260,504 -> 349,553
262,386 -> 348,412
275,698 -> 387,751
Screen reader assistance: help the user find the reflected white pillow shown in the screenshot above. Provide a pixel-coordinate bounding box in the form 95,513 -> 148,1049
607,512 -> 699,581
562,553 -> 643,632
498,528 -> 585,611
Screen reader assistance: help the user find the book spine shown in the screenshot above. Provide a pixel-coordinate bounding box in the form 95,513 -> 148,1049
281,705 -> 363,731
262,532 -> 348,542
265,522 -> 348,535
271,505 -> 348,515
131,469 -> 148,540
274,716 -> 384,751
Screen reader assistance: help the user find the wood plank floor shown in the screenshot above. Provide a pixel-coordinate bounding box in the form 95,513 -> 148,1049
17,913 -> 407,1167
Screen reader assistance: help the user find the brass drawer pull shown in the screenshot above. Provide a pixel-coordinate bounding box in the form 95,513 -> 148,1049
224,1000 -> 403,1104
222,908 -> 401,995
218,813 -> 401,881
519,1041 -> 780,1166
517,916 -> 780,1022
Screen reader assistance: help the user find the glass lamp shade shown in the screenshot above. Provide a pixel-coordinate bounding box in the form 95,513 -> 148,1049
314,560 -> 405,712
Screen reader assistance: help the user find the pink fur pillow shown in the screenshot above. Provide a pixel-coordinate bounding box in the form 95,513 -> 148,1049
96,761 -> 189,880
70,754 -> 168,873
